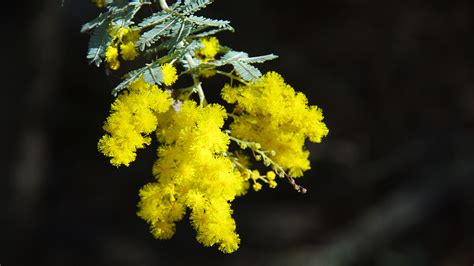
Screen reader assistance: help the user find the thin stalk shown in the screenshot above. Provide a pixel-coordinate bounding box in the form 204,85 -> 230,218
216,70 -> 250,86
228,135 -> 307,193
159,0 -> 170,10
185,53 -> 206,106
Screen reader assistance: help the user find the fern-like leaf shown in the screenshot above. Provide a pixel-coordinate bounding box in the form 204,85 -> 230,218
137,18 -> 179,51
213,51 -> 277,66
182,0 -> 214,15
192,25 -> 234,37
108,0 -> 128,8
239,54 -> 278,64
138,11 -> 173,28
143,64 -> 164,85
87,22 -> 113,66
111,67 -> 146,96
232,61 -> 262,81
220,51 -> 248,61
187,15 -> 230,28
167,21 -> 194,50
110,3 -> 141,29
81,11 -> 109,33
111,62 -> 164,96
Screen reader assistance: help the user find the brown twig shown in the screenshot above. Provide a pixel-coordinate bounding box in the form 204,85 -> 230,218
285,174 -> 307,194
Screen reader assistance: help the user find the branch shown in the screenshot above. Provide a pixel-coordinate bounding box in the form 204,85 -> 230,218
159,0 -> 170,11
228,134 -> 307,193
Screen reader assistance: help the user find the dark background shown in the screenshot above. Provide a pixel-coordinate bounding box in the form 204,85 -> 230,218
3,0 -> 474,265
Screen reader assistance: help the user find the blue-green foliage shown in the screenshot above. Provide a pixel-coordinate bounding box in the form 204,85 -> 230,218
210,51 -> 279,81
84,2 -> 142,66
83,0 -> 278,95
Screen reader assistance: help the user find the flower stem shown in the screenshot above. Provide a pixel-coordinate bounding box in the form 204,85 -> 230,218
185,53 -> 207,106
227,135 -> 307,193
159,0 -> 170,10
216,70 -> 250,86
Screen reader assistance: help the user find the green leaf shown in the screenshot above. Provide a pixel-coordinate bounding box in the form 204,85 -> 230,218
111,62 -> 164,96
108,0 -> 128,8
182,0 -> 214,15
231,61 -> 262,81
82,2 -> 141,33
187,15 -> 230,28
81,11 -> 109,33
212,51 -> 277,66
110,3 -> 141,29
87,22 -> 113,67
159,40 -> 201,69
137,18 -> 179,51
219,51 -> 248,63
83,2 -> 143,66
167,21 -> 194,50
239,54 -> 278,64
143,64 -> 164,85
111,67 -> 146,96
178,40 -> 203,58
212,51 -> 275,81
170,0 -> 183,9
192,25 -> 234,37
138,11 -> 173,28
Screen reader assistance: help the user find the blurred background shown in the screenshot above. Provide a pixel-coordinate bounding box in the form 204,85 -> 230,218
3,0 -> 474,265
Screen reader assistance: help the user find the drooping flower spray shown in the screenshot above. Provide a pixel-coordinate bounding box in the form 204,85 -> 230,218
83,0 -> 328,253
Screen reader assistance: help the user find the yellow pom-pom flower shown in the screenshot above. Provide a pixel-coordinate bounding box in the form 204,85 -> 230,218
161,63 -> 178,86
222,71 -> 329,177
267,171 -> 276,180
252,182 -> 262,191
105,45 -> 120,70
104,27 -> 141,70
86,0 -> 329,254
98,77 -> 172,166
138,100 -> 247,253
196,37 -> 220,62
120,42 -> 138,61
116,27 -> 130,41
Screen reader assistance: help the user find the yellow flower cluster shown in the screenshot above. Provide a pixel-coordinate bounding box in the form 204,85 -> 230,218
160,63 -> 178,86
195,37 -> 221,78
239,167 -> 277,191
222,72 -> 329,177
196,37 -> 220,62
137,101 -> 247,253
90,0 -> 330,253
105,27 -> 140,70
98,78 -> 172,166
